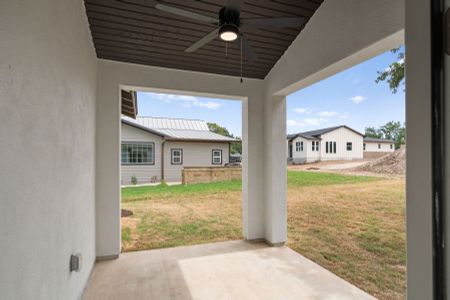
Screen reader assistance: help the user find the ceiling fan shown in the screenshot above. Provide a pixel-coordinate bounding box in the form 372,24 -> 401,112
155,0 -> 305,63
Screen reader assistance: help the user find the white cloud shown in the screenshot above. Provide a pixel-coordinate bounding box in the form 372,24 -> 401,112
154,93 -> 222,110
287,118 -> 328,127
287,119 -> 301,127
304,118 -> 328,126
349,95 -> 367,104
317,111 -> 338,117
293,107 -> 310,114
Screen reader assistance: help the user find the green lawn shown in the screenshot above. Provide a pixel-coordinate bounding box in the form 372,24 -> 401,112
122,170 -> 379,201
121,171 -> 405,299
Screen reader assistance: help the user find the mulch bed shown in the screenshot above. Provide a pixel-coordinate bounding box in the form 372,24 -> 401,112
121,209 -> 133,217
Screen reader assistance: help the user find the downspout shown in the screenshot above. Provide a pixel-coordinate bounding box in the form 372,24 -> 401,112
161,139 -> 165,182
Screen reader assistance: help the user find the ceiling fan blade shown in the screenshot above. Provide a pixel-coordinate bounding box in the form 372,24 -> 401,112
240,34 -> 256,63
155,3 -> 218,24
241,17 -> 305,29
185,28 -> 219,53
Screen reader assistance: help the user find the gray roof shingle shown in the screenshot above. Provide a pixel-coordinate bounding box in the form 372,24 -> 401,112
287,125 -> 363,141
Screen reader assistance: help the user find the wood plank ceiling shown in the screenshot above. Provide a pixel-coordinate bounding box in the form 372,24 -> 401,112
84,0 -> 323,79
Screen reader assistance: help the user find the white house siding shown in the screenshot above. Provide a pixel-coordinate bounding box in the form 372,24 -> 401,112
320,127 -> 363,161
364,141 -> 395,152
305,140 -> 321,162
121,123 -> 163,185
290,136 -> 308,163
164,141 -> 230,182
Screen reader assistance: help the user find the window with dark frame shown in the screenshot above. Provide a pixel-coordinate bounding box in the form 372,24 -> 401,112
378,143 -> 381,149
212,149 -> 222,165
121,142 -> 155,165
300,141 -> 303,151
346,142 -> 352,151
171,148 -> 183,165
326,141 -> 336,154
390,144 -> 393,149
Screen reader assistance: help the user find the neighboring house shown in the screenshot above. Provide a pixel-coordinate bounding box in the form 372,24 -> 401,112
363,137 -> 396,158
121,116 -> 237,184
287,125 -> 396,163
287,125 -> 364,164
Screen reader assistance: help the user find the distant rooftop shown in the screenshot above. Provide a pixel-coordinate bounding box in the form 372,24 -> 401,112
363,137 -> 395,143
133,116 -> 209,131
122,116 -> 237,142
287,125 -> 363,141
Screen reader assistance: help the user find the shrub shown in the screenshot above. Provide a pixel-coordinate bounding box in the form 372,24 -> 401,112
131,175 -> 138,185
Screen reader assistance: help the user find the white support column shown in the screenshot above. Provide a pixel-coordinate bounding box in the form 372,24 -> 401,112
405,0 -> 433,298
95,77 -> 121,259
263,95 -> 287,245
242,93 -> 265,240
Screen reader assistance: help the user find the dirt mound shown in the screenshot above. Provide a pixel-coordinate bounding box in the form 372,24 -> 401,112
355,147 -> 406,175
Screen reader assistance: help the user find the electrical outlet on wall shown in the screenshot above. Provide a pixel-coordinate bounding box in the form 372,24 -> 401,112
70,254 -> 82,272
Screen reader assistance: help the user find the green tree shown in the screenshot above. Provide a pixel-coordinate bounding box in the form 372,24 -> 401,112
207,122 -> 242,154
380,121 -> 405,149
375,47 -> 405,93
364,126 -> 383,139
365,121 -> 406,149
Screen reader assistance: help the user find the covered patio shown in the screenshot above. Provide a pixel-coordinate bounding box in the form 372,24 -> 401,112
1,0 -> 444,299
84,241 -> 374,299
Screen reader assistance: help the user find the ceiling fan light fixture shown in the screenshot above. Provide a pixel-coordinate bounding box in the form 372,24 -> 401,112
219,24 -> 239,41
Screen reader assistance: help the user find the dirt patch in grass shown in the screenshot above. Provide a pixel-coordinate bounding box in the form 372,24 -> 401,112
121,172 -> 405,299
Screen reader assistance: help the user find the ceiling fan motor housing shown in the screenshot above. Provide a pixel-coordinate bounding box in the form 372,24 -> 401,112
219,6 -> 240,34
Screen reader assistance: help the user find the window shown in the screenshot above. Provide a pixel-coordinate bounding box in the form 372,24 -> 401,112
311,141 -> 319,151
212,149 -> 222,165
121,142 -> 154,165
346,142 -> 352,151
326,141 -> 336,153
363,143 -> 366,151
390,144 -> 393,149
171,148 -> 183,165
378,143 -> 381,149
296,141 -> 303,152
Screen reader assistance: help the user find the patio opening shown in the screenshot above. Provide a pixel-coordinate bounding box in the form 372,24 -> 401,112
285,47 -> 406,299
120,90 -> 244,252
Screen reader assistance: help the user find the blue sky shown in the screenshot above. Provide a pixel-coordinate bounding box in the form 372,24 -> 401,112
136,47 -> 404,137
286,47 -> 405,134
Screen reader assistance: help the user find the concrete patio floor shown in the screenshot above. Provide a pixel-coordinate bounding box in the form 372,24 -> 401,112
83,240 -> 375,300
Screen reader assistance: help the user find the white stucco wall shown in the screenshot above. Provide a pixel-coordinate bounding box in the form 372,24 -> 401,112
121,123 -> 163,185
320,128 -> 364,161
96,60 -> 266,256
164,141 -> 230,182
0,0 -> 97,299
364,141 -> 395,152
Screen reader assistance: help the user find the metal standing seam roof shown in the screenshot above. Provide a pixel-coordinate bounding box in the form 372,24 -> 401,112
122,116 -> 237,142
